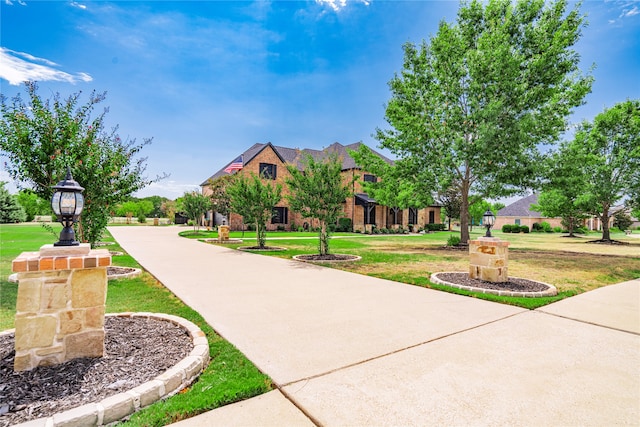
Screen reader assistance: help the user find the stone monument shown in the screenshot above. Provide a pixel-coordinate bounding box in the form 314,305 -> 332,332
468,237 -> 510,282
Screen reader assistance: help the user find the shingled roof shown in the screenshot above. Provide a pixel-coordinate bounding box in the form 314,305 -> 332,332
497,194 -> 542,217
201,141 -> 393,185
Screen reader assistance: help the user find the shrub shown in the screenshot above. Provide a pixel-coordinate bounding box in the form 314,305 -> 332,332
541,221 -> 552,233
447,234 -> 461,246
520,225 -> 530,233
425,223 -> 446,232
553,226 -> 562,233
532,222 -> 543,232
575,226 -> 588,234
336,217 -> 352,232
276,225 -> 285,231
609,227 -> 621,233
502,224 -> 513,233
246,223 -> 256,231
137,213 -> 146,223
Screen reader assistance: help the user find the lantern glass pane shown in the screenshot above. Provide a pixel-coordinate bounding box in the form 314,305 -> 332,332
60,192 -> 76,215
51,192 -> 61,216
75,193 -> 84,215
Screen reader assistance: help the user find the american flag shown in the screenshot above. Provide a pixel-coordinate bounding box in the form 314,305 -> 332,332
224,155 -> 243,174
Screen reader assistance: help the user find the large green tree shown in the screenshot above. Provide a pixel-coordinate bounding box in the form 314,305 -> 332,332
375,0 -> 592,244
207,175 -> 235,219
227,172 -> 282,249
573,100 -> 640,241
16,189 -> 51,222
533,142 -> 589,237
286,154 -> 353,256
0,182 -> 26,223
0,82 -> 163,245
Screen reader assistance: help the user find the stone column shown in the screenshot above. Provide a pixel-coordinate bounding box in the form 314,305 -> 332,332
218,225 -> 230,242
469,237 -> 510,283
11,244 -> 111,372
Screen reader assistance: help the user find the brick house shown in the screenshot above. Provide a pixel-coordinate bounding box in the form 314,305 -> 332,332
200,142 -> 441,232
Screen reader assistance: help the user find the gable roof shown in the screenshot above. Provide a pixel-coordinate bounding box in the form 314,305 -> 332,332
497,194 -> 542,217
201,141 -> 393,185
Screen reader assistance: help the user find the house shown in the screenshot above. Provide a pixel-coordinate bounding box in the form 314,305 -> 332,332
200,141 -> 441,232
494,194 -> 563,230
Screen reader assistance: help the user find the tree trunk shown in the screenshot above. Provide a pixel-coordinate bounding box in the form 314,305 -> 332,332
567,217 -> 575,237
319,221 -> 329,255
257,221 -> 266,248
601,205 -> 611,241
459,180 -> 470,244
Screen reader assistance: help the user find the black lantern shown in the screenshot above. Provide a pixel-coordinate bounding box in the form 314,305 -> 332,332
51,167 -> 85,246
482,209 -> 496,238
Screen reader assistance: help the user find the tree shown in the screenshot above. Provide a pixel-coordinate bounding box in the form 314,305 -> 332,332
613,210 -> 633,232
182,191 -> 211,233
227,173 -> 282,248
573,100 -> 640,241
533,143 -> 589,237
351,145 -> 432,227
374,0 -> 592,244
0,82 -> 164,245
0,181 -> 26,223
16,189 -> 51,222
437,185 -> 462,230
286,154 -> 353,256
207,175 -> 235,220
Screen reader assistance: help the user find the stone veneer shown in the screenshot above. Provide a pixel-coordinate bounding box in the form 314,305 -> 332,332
11,244 -> 111,372
468,237 -> 510,283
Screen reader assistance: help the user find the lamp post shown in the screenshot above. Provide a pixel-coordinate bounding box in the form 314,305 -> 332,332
51,167 -> 85,246
482,209 -> 496,238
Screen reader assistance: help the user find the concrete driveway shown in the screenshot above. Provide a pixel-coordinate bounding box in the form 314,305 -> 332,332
108,226 -> 640,426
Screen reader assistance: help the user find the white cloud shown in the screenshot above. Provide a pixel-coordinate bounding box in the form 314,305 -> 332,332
134,180 -> 201,199
623,6 -> 639,16
70,2 -> 87,10
0,47 -> 93,85
315,0 -> 370,12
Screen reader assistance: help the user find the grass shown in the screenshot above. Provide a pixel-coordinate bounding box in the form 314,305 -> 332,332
198,228 -> 640,310
0,224 -> 272,426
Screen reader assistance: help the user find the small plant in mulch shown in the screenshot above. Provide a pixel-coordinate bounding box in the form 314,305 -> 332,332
293,253 -> 361,262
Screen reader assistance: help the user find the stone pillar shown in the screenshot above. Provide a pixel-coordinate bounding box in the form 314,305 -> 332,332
11,244 -> 111,372
218,225 -> 230,242
469,237 -> 509,283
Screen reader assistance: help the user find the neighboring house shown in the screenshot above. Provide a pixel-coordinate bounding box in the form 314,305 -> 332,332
494,194 -> 563,230
201,141 -> 441,232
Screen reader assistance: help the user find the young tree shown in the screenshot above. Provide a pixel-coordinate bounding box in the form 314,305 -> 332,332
0,82 -> 164,245
0,181 -> 26,223
375,0 -> 592,244
207,175 -> 235,220
613,210 -> 633,232
533,143 -> 589,237
437,185 -> 462,231
286,154 -> 353,256
227,173 -> 282,248
573,100 -> 640,241
182,191 -> 211,233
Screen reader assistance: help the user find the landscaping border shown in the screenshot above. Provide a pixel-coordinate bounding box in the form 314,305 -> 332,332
430,272 -> 558,298
8,312 -> 209,427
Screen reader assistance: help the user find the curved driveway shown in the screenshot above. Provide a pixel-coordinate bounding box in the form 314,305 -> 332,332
108,226 -> 639,426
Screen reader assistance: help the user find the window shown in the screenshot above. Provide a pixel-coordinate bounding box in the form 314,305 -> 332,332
259,163 -> 277,180
515,219 -> 521,225
363,174 -> 377,183
429,210 -> 435,224
272,207 -> 288,224
408,208 -> 418,225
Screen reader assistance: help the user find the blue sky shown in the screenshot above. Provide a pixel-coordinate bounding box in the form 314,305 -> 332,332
1,0 -> 639,200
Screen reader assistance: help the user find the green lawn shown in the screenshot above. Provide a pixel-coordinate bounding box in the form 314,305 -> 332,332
0,224 -> 272,426
196,228 -> 640,310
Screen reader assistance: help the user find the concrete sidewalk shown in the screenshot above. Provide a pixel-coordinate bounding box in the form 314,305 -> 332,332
108,226 -> 640,426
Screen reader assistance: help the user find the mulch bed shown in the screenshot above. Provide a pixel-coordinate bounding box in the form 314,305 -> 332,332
106,266 -> 136,276
587,239 -> 629,245
295,254 -> 360,261
0,316 -> 193,427
436,272 -> 551,293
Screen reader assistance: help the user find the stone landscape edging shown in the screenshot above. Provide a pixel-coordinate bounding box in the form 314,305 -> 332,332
10,312 -> 210,427
430,272 -> 558,298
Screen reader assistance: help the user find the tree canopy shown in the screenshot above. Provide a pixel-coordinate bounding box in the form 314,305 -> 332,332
182,191 -> 211,233
0,82 -> 164,245
286,154 -> 353,256
227,172 -> 282,248
572,99 -> 640,241
375,0 -> 592,243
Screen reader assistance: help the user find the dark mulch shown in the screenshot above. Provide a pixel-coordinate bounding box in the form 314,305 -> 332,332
587,239 -> 629,245
436,272 -> 551,293
295,254 -> 360,261
0,316 -> 193,427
